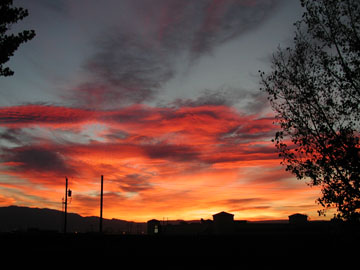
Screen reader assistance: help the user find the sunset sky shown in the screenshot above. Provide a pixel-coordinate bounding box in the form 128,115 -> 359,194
0,0 -> 327,222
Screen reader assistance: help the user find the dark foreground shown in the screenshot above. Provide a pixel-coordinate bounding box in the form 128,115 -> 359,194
1,226 -> 359,260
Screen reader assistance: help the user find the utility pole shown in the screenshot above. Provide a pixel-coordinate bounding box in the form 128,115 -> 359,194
99,175 -> 104,233
63,177 -> 72,233
64,177 -> 68,234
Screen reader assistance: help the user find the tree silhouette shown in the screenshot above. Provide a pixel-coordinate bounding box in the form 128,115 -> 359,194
0,0 -> 35,77
260,0 -> 360,221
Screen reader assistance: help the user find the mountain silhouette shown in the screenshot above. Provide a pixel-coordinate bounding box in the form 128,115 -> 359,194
0,205 -> 146,234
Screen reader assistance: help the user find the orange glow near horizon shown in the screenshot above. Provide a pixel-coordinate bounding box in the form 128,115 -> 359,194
0,104 -> 327,222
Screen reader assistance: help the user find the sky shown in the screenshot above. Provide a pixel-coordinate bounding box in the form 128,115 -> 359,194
0,0 -> 327,222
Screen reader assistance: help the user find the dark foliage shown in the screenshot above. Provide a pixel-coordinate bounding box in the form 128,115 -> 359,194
260,0 -> 360,221
0,0 -> 35,76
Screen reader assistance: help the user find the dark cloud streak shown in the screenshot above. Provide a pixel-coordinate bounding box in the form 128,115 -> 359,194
1,145 -> 74,175
69,0 -> 281,108
144,143 -> 200,162
115,174 -> 153,193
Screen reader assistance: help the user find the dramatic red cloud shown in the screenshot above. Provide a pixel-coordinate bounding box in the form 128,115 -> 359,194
0,105 -> 97,128
0,104 -> 323,221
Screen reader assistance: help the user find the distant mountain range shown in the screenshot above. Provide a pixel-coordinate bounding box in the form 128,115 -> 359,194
0,206 -> 146,234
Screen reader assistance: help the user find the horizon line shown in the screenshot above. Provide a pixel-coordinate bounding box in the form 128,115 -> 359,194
2,204 -> 331,223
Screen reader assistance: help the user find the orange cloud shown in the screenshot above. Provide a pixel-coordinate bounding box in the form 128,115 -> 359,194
0,104 -> 324,221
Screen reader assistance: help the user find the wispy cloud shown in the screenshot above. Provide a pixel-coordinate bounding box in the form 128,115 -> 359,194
0,105 -> 95,127
65,0 -> 281,109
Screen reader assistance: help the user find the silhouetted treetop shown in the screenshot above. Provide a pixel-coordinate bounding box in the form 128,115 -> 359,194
260,0 -> 360,221
0,0 -> 35,77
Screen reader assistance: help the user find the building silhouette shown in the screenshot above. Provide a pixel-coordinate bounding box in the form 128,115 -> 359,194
147,219 -> 161,235
289,213 -> 308,224
213,211 -> 234,234
145,212 -> 331,235
146,211 -> 237,235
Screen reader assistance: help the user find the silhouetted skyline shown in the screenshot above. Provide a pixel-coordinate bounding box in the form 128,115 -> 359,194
0,205 -> 313,234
